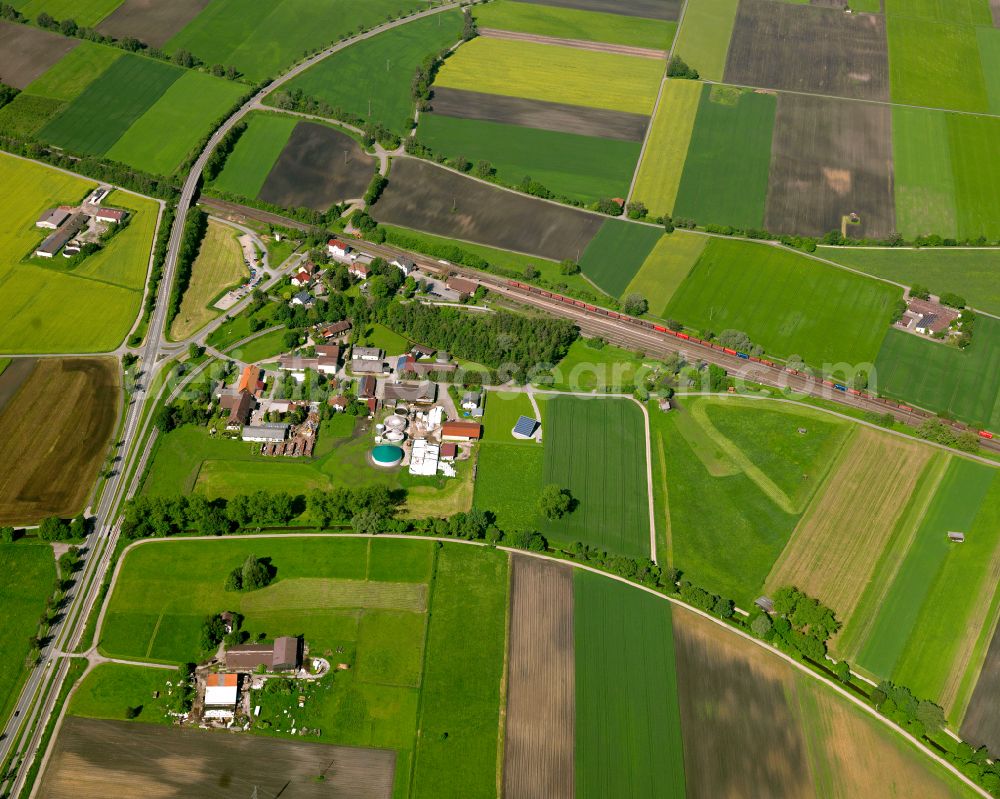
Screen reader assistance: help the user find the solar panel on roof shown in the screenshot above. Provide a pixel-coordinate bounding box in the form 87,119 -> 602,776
513,416 -> 539,437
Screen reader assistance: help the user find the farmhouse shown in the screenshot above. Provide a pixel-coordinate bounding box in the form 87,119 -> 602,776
237,364 -> 264,396
35,212 -> 86,258
411,344 -> 435,358
396,354 -> 457,376
315,344 -> 340,360
290,269 -> 312,287
441,421 -> 482,442
383,381 -> 437,405
224,636 -> 302,671
291,290 -> 314,307
348,262 -> 370,279
391,257 -> 415,276
358,376 -> 377,399
327,238 -> 352,260
220,391 -> 255,427
351,358 -> 388,375
204,673 -> 239,709
35,208 -> 70,229
95,207 -> 126,224
242,424 -> 289,443
328,395 -> 348,411
446,276 -> 477,300
317,320 -> 351,339
896,298 -> 958,335
353,346 -> 383,361
461,391 -> 481,411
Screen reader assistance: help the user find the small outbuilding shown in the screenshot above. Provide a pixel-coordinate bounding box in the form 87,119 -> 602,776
512,416 -> 540,440
948,531 -> 966,543
204,673 -> 238,708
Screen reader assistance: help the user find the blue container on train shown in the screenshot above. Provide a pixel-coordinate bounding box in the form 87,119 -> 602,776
736,352 -> 749,359
834,383 -> 847,392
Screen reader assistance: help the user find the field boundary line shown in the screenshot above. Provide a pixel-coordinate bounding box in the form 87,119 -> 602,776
99,531 -> 992,799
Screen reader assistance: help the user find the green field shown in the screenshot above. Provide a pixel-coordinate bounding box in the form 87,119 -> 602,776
543,339 -> 656,393
473,0 -> 677,49
474,443 -> 544,530
211,112 -> 297,198
276,10 -> 464,134
665,238 -> 900,366
574,570 -> 686,798
68,663 -> 173,724
416,113 -> 640,203
25,42 -> 122,102
631,79 -> 702,218
0,543 -> 55,720
672,0 -> 738,81
541,396 -> 650,557
948,112 -> 1000,240
891,107 -> 957,240
170,219 -> 246,340
411,545 -> 507,799
0,155 -> 155,352
105,70 -> 245,175
818,246 -> 1000,317
883,0 -> 991,24
886,17 -> 989,113
435,36 -> 664,115
873,319 -> 1000,429
623,230 -> 706,313
673,86 -> 775,230
167,0 -> 428,82
39,54 -> 181,157
13,0 -> 121,26
231,329 -> 288,362
579,219 -> 663,297
0,94 -> 65,137
978,26 -> 1000,115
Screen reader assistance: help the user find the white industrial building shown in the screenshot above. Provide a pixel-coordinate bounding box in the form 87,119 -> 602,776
409,439 -> 440,476
204,673 -> 238,710
242,424 -> 289,443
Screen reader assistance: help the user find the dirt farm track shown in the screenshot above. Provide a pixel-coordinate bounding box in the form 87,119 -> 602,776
0,358 -> 119,526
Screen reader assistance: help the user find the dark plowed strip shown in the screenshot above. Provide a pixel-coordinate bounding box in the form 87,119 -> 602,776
0,359 -> 35,416
97,0 -> 212,49
503,556 -> 575,799
479,27 -> 667,59
428,87 -> 648,142
960,622 -> 1000,754
371,158 -> 603,262
0,21 -> 78,89
510,0 -> 681,21
992,0 -> 1000,26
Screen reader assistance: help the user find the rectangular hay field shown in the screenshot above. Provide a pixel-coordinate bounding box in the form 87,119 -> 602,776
578,218 -> 663,297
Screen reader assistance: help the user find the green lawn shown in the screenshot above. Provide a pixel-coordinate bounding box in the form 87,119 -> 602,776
230,329 -> 288,362
542,338 -> 656,393
886,16 -> 989,113
167,0 -> 428,82
978,26 -> 1000,115
818,246 -> 1000,317
0,543 -> 55,721
13,0 -> 122,26
948,112 -> 1000,241
105,70 -> 246,175
411,545 -> 507,799
480,389 -> 536,443
211,112 -> 298,199
416,113 -> 640,204
275,10 -> 465,134
650,399 -> 799,604
541,396 -> 650,557
673,85 -> 775,230
883,0 -> 992,26
0,155 -> 154,353
672,0 -> 739,81
665,238 -> 900,367
356,322 -> 410,356
891,106 -> 957,240
623,230 -> 707,313
40,54 -> 181,156
873,318 -> 1000,429
631,79 -> 702,218
473,442 -> 544,530
579,219 -> 663,297
68,663 -> 173,724
205,302 -> 280,350
574,570 -> 686,799
25,42 -> 122,102
435,35 -> 664,115
474,0 -> 677,48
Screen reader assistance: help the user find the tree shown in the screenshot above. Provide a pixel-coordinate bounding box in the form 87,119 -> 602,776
475,160 -> 494,180
124,705 -> 141,719
559,259 -> 580,275
69,513 -> 88,540
750,613 -> 772,638
833,659 -> 850,682
909,284 -> 930,300
663,215 -> 675,233
0,526 -> 14,543
622,293 -> 648,316
188,343 -> 204,360
241,554 -> 272,591
666,55 -> 699,79
351,509 -> 383,535
37,516 -> 70,542
915,699 -> 945,732
537,484 -> 572,520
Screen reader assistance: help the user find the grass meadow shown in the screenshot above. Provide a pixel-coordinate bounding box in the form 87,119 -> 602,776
631,79 -> 701,218
623,230 -> 706,313
25,42 -> 122,102
672,0 -> 739,81
948,113 -> 1000,240
673,85 -> 775,230
819,246 -> 1000,317
39,54 -> 180,156
574,570 -> 686,798
873,318 -> 1000,429
277,10 -> 464,134
105,70 -> 245,175
541,396 -> 650,558
979,27 -> 1000,115
170,219 -> 247,340
68,663 -> 173,724
416,113 -> 640,203
891,107 -> 957,239
665,238 -> 900,366
411,545 -> 507,799
0,156 -> 155,352
13,0 -> 122,26
578,219 -> 662,297
474,443 -> 544,530
211,112 -> 297,198
0,93 -> 65,137
473,0 -> 678,49
542,339 -> 657,393
0,543 -> 55,722
435,36 -> 664,115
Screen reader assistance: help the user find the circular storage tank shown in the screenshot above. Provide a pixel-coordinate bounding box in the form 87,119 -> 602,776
371,444 -> 404,468
384,429 -> 405,442
384,415 -> 406,432
375,423 -> 385,433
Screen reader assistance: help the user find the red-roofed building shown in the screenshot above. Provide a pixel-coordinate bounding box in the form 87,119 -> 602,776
291,270 -> 312,287
96,207 -> 127,224
237,364 -> 264,396
440,443 -> 457,460
327,239 -> 352,260
441,421 -> 482,442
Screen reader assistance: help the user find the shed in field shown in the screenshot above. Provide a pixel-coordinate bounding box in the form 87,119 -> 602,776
948,531 -> 966,543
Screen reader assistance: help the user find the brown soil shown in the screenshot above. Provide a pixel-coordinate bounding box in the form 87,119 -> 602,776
764,92 -> 896,239
259,121 -> 375,212
479,27 -> 666,59
672,605 -> 814,798
96,0 -> 212,49
0,358 -> 36,415
992,0 -> 1000,26
0,21 -> 78,89
428,88 -> 648,142
515,0 -> 680,21
370,158 -> 603,262
503,555 -> 574,799
961,621 -> 1000,754
724,0 -> 889,102
0,357 -> 120,525
38,717 -> 395,798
